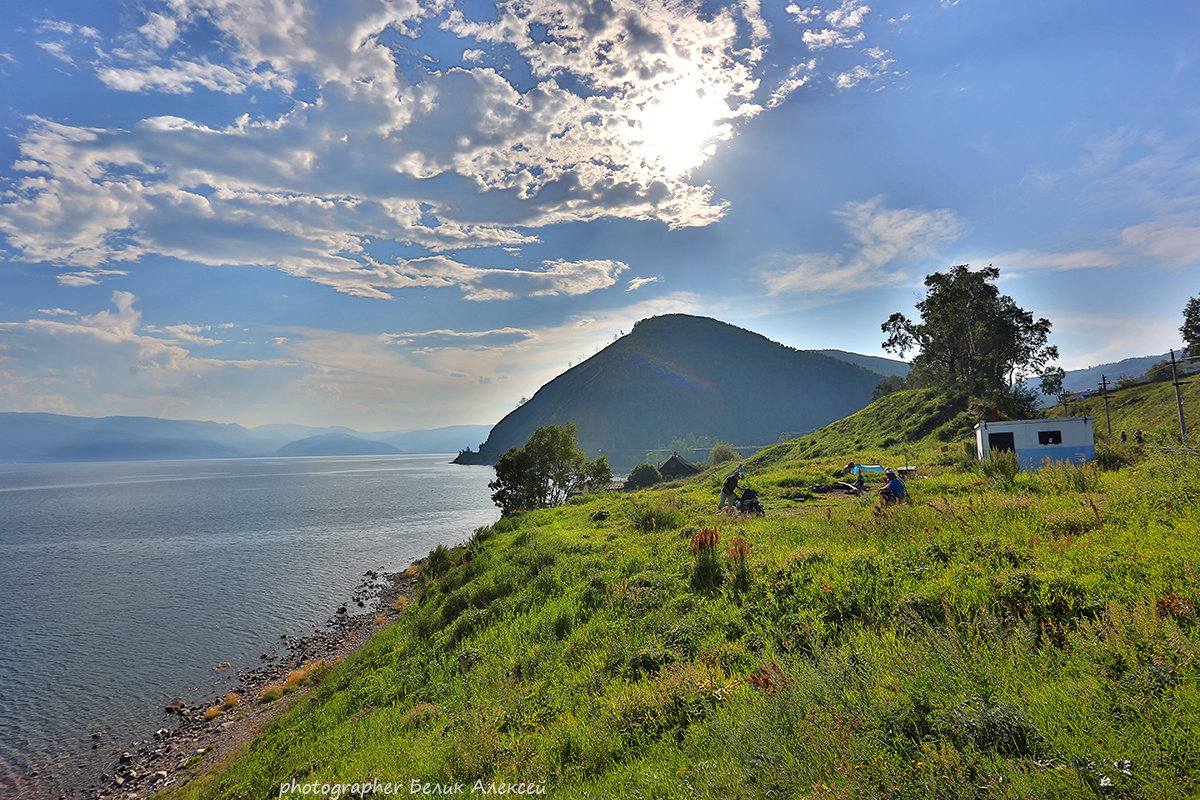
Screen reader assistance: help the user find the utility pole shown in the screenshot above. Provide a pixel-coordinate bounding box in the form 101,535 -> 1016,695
1100,375 -> 1112,437
1170,349 -> 1189,446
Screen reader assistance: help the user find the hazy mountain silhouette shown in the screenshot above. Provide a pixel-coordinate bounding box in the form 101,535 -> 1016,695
274,433 -> 402,457
0,413 -> 489,463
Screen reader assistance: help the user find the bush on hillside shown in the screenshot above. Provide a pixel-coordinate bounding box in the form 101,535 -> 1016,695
628,463 -> 662,489
979,449 -> 1020,490
1095,439 -> 1134,471
709,440 -> 739,465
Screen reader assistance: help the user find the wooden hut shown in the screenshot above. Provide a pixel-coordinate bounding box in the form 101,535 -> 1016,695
659,451 -> 702,481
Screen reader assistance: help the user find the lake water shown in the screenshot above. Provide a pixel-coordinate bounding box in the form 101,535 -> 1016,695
0,455 -> 497,798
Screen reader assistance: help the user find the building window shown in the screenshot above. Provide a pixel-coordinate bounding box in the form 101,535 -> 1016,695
1038,430 -> 1062,445
988,432 -> 1015,452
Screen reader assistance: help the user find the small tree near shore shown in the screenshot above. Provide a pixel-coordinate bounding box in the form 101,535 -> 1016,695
489,423 -> 611,517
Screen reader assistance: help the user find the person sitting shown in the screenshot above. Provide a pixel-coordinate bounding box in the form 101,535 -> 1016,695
879,468 -> 908,503
718,470 -> 740,510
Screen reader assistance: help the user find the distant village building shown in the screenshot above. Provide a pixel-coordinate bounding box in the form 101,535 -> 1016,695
659,452 -> 702,482
973,417 -> 1095,470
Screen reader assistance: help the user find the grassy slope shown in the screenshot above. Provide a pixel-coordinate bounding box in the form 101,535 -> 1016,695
168,391 -> 1200,800
1047,377 -> 1200,445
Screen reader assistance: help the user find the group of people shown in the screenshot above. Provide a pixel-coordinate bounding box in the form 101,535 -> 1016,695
717,463 -> 908,510
1119,430 -> 1144,445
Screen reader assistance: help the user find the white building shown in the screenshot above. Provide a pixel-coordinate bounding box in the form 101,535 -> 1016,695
973,416 -> 1095,470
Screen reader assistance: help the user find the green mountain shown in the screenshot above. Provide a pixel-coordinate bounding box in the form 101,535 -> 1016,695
455,314 -> 889,470
814,348 -> 910,378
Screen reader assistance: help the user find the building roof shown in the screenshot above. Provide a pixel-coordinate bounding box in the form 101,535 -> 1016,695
973,416 -> 1093,430
659,451 -> 702,475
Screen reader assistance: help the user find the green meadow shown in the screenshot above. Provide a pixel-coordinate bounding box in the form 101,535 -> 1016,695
168,387 -> 1200,799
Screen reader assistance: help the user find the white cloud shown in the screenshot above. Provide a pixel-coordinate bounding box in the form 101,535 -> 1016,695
798,0 -> 870,49
1048,311 -> 1182,370
627,276 -> 661,291
98,59 -> 254,94
993,215 -> 1200,275
138,12 -> 180,50
0,289 -> 714,426
769,59 -> 816,107
776,0 -> 904,97
760,196 -> 966,296
33,19 -> 102,66
37,20 -> 101,38
0,0 -> 774,300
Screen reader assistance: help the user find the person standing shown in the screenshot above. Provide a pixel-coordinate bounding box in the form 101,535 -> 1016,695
718,470 -> 740,510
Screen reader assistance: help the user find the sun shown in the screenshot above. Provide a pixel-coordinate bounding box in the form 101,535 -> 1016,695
632,75 -> 732,178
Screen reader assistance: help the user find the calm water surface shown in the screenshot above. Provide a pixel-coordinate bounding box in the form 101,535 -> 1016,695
0,455 -> 497,797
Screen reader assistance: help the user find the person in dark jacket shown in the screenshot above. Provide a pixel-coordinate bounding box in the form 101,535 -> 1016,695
718,471 -> 740,510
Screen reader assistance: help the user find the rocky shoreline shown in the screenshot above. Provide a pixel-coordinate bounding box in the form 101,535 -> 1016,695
42,565 -> 421,800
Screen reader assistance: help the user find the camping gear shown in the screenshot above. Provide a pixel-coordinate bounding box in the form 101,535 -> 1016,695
735,487 -> 765,516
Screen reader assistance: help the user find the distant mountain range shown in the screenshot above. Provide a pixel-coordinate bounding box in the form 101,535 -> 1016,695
1025,351 -> 1187,404
0,413 -> 491,463
454,314 -> 907,470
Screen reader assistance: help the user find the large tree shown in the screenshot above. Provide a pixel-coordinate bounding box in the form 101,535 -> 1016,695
489,423 -> 612,516
881,265 -> 1058,404
1182,295 -> 1200,357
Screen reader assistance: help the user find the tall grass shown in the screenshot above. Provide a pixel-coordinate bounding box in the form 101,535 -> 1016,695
979,448 -> 1020,489
166,451 -> 1200,800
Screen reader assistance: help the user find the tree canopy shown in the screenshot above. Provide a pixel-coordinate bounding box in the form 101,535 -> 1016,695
1182,295 -> 1200,357
881,265 -> 1058,405
627,463 -> 662,489
489,423 -> 612,517
708,440 -> 739,465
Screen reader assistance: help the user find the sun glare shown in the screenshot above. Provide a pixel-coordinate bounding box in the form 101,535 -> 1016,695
633,77 -> 730,178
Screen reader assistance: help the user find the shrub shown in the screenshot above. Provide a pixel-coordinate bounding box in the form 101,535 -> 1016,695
426,544 -> 453,578
689,528 -> 723,592
709,441 -> 739,465
944,697 -> 1044,757
727,536 -> 751,595
551,608 -> 574,640
631,498 -> 683,531
401,702 -> 439,729
1037,459 -> 1101,493
627,463 -> 662,488
1043,507 -> 1100,537
979,448 -> 1020,489
1095,439 -> 1134,471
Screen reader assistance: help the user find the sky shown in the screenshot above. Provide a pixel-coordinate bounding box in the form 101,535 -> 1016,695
1,0 -> 1198,432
